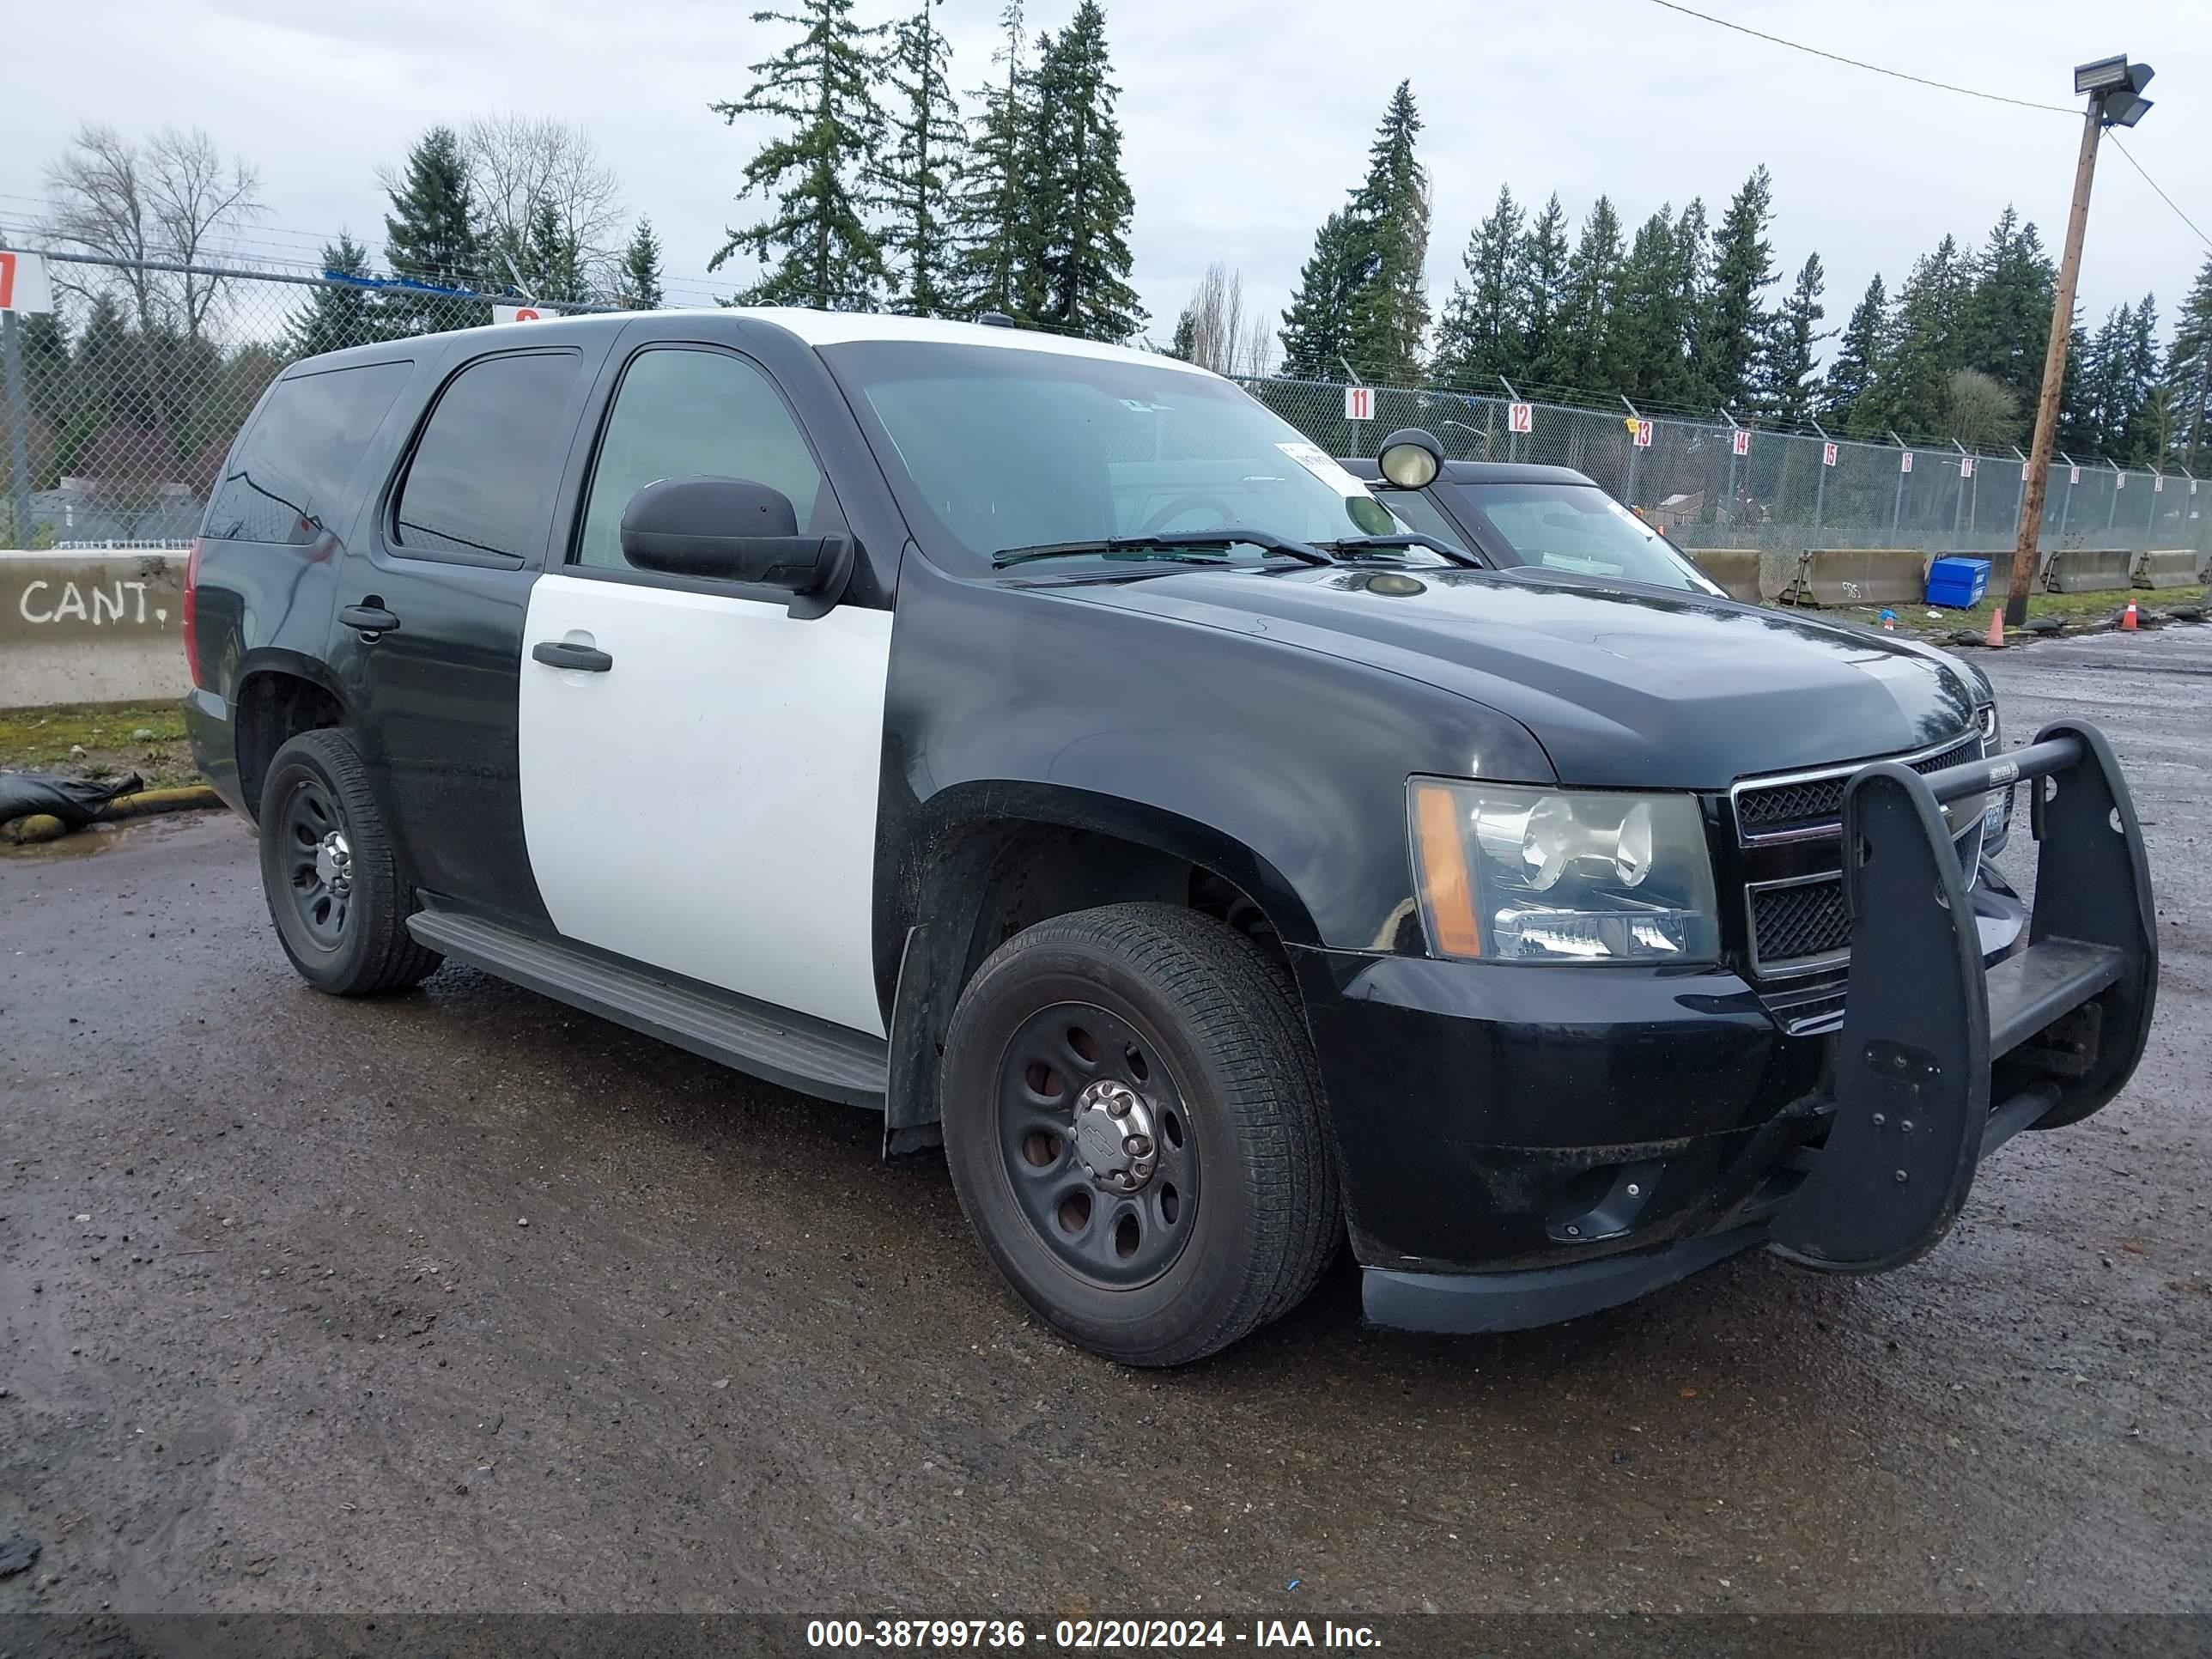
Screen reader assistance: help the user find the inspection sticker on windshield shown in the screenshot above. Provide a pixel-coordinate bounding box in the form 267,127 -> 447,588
1276,441 -> 1369,497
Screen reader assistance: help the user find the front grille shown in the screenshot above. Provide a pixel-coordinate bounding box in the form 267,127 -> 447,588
1749,878 -> 1850,969
1734,733 -> 1984,840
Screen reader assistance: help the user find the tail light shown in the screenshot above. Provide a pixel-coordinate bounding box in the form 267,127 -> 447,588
181,538 -> 205,689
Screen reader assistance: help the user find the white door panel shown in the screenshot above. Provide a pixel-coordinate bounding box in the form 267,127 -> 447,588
518,572 -> 892,1036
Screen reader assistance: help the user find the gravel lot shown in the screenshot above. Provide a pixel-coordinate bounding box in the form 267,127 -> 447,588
3,626 -> 2207,1617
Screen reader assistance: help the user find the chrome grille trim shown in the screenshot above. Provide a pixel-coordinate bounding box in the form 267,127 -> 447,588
1729,729 -> 1985,847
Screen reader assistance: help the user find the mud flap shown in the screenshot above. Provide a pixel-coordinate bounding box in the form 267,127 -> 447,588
1771,721 -> 2157,1273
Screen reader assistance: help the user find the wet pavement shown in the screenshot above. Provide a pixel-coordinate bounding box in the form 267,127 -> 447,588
2,627 -> 2207,1616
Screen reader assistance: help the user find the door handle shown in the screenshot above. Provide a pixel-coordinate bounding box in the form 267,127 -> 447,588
339,604 -> 399,635
532,640 -> 614,673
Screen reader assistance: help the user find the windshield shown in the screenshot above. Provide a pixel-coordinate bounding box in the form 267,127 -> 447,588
1441,482 -> 1717,592
821,342 -> 1401,568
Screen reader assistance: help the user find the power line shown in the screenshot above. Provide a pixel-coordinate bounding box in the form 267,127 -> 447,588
2108,136 -> 2212,253
1639,0 -> 2075,114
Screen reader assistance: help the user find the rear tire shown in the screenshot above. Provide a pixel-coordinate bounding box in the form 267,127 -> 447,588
940,902 -> 1340,1366
257,728 -> 442,995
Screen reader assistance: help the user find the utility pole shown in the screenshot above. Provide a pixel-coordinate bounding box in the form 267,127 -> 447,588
2007,55 -> 2155,628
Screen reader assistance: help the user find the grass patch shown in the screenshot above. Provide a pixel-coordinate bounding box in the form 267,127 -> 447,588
0,700 -> 203,791
1797,584 -> 2209,641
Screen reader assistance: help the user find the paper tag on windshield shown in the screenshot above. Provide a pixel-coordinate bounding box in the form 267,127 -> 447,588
1275,441 -> 1369,497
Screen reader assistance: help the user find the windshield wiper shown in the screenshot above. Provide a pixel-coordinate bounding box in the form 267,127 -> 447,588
992,529 -> 1337,568
1320,532 -> 1485,568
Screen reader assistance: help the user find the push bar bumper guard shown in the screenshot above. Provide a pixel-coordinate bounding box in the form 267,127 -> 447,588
1770,720 -> 2159,1272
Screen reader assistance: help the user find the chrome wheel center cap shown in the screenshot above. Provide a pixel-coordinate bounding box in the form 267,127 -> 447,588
314,830 -> 353,894
1071,1079 -> 1159,1194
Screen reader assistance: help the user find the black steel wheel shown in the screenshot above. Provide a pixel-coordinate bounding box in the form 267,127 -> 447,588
257,727 -> 442,996
941,902 -> 1340,1366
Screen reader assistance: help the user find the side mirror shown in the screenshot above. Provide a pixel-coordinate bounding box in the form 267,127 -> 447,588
619,476 -> 854,618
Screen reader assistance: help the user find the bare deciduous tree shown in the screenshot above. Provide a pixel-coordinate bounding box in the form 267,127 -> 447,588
42,124 -> 264,339
462,114 -> 625,289
1175,263 -> 1276,380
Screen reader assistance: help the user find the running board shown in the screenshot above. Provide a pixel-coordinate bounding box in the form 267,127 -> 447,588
406,911 -> 889,1109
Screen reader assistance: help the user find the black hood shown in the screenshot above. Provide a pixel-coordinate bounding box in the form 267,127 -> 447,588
1039,566 -> 1983,790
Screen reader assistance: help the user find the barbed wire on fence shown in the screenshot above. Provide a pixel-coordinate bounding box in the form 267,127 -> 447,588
1,251 -> 2204,567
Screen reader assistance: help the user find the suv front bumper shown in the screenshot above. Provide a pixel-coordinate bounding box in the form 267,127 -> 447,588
1293,723 -> 2154,1335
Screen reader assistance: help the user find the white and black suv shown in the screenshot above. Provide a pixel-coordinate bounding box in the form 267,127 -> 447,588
183,309 -> 2157,1364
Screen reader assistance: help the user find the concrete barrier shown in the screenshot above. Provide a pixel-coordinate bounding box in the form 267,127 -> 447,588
1688,548 -> 1763,602
1779,548 -> 1929,607
1984,550 -> 2055,599
2133,548 -> 2202,589
1,551 -> 191,708
2045,547 -> 2135,593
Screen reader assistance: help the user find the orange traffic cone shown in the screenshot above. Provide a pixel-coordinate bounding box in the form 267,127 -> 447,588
1985,604 -> 2006,648
2122,599 -> 2140,631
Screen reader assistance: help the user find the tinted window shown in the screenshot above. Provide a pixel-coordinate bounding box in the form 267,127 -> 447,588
1371,488 -> 1473,556
204,362 -> 411,545
1443,482 -> 1717,592
393,350 -> 581,562
576,348 -> 829,571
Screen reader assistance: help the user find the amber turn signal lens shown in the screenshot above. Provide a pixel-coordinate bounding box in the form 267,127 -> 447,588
1411,781 -> 1482,959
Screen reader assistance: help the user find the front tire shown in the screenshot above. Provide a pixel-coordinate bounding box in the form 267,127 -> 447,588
940,902 -> 1340,1366
257,728 -> 442,995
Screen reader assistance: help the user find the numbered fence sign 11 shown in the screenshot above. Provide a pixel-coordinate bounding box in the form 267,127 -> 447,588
1343,386 -> 1373,422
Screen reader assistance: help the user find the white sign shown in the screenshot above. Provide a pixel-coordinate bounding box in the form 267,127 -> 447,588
2154,474 -> 2166,493
1508,401 -> 1533,434
1960,456 -> 1975,478
1900,450 -> 1913,474
1820,441 -> 1838,469
1731,428 -> 1751,457
2021,462 -> 2032,482
494,304 -> 551,325
1343,386 -> 1373,422
1632,418 -> 1653,449
0,250 -> 54,315
2116,471 -> 2126,490
2193,479 -> 2200,496
2069,465 -> 2081,485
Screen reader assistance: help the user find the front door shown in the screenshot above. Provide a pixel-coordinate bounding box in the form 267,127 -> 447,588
515,342 -> 893,1038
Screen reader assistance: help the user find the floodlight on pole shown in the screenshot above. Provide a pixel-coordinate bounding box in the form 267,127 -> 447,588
2003,54 -> 2157,630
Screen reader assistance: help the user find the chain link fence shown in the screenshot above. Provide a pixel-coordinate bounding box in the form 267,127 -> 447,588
1242,378 -> 2209,580
4,249 -> 2204,572
0,250 -> 607,550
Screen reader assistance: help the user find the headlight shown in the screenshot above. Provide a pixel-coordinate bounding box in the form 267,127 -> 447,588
1409,780 -> 1720,964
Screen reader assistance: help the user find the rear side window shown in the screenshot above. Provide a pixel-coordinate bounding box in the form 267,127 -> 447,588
392,350 -> 581,562
204,362 -> 411,545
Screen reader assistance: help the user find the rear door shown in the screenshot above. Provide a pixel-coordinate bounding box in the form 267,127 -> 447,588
331,342 -> 605,924
515,333 -> 893,1037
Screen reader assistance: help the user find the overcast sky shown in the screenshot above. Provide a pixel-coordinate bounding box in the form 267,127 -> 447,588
5,0 -> 2209,371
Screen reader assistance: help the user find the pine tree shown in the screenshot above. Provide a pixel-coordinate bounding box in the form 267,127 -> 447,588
1754,251 -> 1827,424
617,218 -> 665,309
878,0 -> 964,316
1276,210 -> 1364,380
1518,192 -> 1571,385
2077,303 -> 2132,455
1960,207 -> 2056,400
2162,254 -> 2212,469
1612,207 -> 1696,405
1698,166 -> 1776,410
1868,234 -> 1970,434
517,198 -> 585,305
1820,272 -> 1888,431
290,233 -> 381,357
1023,1 -> 1142,340
382,126 -> 483,333
1341,82 -> 1429,385
1672,198 -> 1711,396
1168,303 -> 1198,362
1431,185 -> 1526,390
709,0 -> 890,311
1553,195 -> 1624,392
2120,293 -> 2161,462
948,3 -> 1033,318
